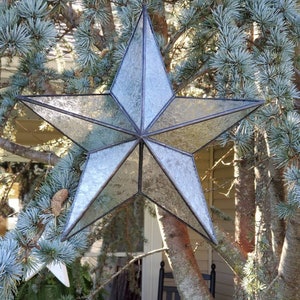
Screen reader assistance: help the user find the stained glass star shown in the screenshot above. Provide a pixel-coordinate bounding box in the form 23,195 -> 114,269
18,8 -> 263,244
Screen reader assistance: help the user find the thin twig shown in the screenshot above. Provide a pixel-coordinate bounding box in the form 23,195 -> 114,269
262,274 -> 280,296
88,247 -> 168,300
200,147 -> 234,182
174,61 -> 211,93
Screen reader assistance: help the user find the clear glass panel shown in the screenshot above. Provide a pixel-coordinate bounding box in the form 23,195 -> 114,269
63,144 -> 140,239
141,144 -> 215,242
145,141 -> 215,242
22,94 -> 135,132
111,196 -> 145,252
111,14 -> 143,129
150,107 -> 257,153
143,14 -> 173,130
24,102 -> 135,151
149,97 -> 262,132
63,140 -> 138,237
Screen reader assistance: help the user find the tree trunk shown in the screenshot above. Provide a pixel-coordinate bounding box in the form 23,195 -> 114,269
254,131 -> 285,298
277,208 -> 300,300
0,216 -> 7,236
100,0 -> 116,43
156,207 -> 213,300
234,142 -> 255,299
234,144 -> 255,256
211,227 -> 246,277
152,6 -> 211,298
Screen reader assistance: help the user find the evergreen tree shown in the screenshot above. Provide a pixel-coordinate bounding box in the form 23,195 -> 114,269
0,0 -> 299,299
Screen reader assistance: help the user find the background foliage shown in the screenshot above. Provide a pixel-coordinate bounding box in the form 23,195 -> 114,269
0,0 -> 299,299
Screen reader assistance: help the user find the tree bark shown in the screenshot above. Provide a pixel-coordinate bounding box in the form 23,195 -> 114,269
277,208 -> 300,300
151,6 -> 212,298
254,131 -> 285,297
0,137 -> 59,165
0,216 -> 7,236
233,142 -> 255,299
99,0 -> 116,45
156,207 -> 213,300
255,132 -> 276,282
234,145 -> 255,256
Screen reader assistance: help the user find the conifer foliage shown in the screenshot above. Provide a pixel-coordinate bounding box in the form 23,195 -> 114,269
0,0 -> 299,299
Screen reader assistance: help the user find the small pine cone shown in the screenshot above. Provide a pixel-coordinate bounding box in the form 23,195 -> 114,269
51,189 -> 69,217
